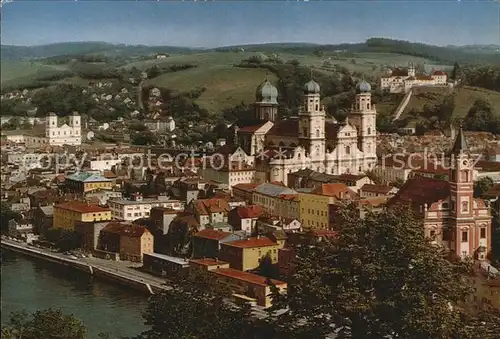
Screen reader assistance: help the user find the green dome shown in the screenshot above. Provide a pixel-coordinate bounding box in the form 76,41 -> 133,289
304,79 -> 320,94
255,79 -> 278,104
357,80 -> 371,93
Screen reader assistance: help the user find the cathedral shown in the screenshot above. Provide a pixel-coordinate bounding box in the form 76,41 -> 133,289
227,77 -> 378,186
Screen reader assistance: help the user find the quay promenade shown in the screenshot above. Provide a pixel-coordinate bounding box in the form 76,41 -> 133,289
1,238 -> 168,294
0,238 -> 270,319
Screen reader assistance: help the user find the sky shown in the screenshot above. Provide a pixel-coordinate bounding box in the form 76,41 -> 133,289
1,0 -> 499,47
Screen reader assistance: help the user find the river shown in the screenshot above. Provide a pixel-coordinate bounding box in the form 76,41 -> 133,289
1,250 -> 149,339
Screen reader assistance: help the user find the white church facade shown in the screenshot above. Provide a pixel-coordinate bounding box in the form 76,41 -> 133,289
46,112 -> 82,146
223,78 -> 378,186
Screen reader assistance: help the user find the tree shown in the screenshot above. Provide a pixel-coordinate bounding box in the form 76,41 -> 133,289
451,62 -> 460,80
258,252 -> 279,279
140,269 -> 253,339
131,131 -> 158,146
268,204 -> 499,339
0,202 -> 21,234
464,99 -> 500,135
474,176 -> 494,198
1,309 -> 86,339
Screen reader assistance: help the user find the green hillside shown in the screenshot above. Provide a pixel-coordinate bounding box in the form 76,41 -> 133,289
137,51 -> 445,113
402,86 -> 500,119
1,60 -> 68,83
146,64 -> 277,112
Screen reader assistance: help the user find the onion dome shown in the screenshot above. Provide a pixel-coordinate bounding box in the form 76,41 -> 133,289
255,79 -> 278,104
304,79 -> 321,94
357,80 -> 371,93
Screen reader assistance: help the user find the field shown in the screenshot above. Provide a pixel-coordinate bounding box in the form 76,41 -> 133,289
1,60 -> 68,83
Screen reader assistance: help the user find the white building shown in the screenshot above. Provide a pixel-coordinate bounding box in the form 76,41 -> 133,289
144,117 -> 175,132
200,160 -> 255,187
89,159 -> 122,172
380,64 -> 448,93
46,112 -> 81,146
108,194 -> 184,221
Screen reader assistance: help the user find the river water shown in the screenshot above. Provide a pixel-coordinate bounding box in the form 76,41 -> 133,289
1,250 -> 149,339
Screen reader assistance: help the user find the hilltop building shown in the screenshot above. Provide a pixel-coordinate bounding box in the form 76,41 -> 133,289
380,64 -> 448,93
388,127 -> 493,260
46,112 -> 82,146
225,78 -> 377,186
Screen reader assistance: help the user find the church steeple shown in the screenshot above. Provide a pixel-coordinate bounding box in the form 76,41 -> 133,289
254,77 -> 278,121
299,75 -> 325,160
450,124 -> 469,155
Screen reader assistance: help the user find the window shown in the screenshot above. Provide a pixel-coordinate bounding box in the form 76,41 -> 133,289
461,171 -> 469,182
461,201 -> 469,212
345,146 -> 350,155
430,230 -> 436,238
367,127 -> 371,135
462,231 -> 468,242
316,129 -> 320,138
315,104 -> 319,111
302,128 -> 307,136
480,228 -> 486,238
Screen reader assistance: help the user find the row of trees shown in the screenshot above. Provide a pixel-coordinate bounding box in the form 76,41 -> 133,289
463,99 -> 500,135
5,207 -> 499,338
460,65 -> 500,92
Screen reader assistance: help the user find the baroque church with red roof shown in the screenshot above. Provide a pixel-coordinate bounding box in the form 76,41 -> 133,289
227,77 -> 378,186
388,128 -> 493,261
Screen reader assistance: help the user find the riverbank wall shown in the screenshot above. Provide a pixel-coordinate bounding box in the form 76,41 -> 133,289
1,240 -> 166,295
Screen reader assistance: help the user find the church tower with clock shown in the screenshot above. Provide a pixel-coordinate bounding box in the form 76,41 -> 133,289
449,126 -> 479,259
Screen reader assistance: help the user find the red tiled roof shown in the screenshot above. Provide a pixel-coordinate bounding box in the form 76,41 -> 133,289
194,229 -> 231,241
194,198 -> 230,215
433,70 -> 446,76
238,122 -> 267,133
358,197 -> 388,207
416,75 -> 433,81
278,194 -> 298,201
267,119 -> 298,137
190,258 -> 229,266
54,201 -> 109,213
388,177 -> 449,207
475,160 -> 500,172
232,183 -> 258,192
55,174 -> 65,183
234,205 -> 263,219
102,222 -> 148,237
312,183 -> 358,200
223,236 -> 277,248
361,184 -> 394,194
103,170 -> 117,179
215,268 -> 286,287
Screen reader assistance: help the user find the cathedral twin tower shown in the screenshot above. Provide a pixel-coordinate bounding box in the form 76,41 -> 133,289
234,75 -> 378,184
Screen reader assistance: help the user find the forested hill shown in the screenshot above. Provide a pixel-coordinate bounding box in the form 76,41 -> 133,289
0,42 -> 200,60
2,38 -> 499,64
216,38 -> 500,65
